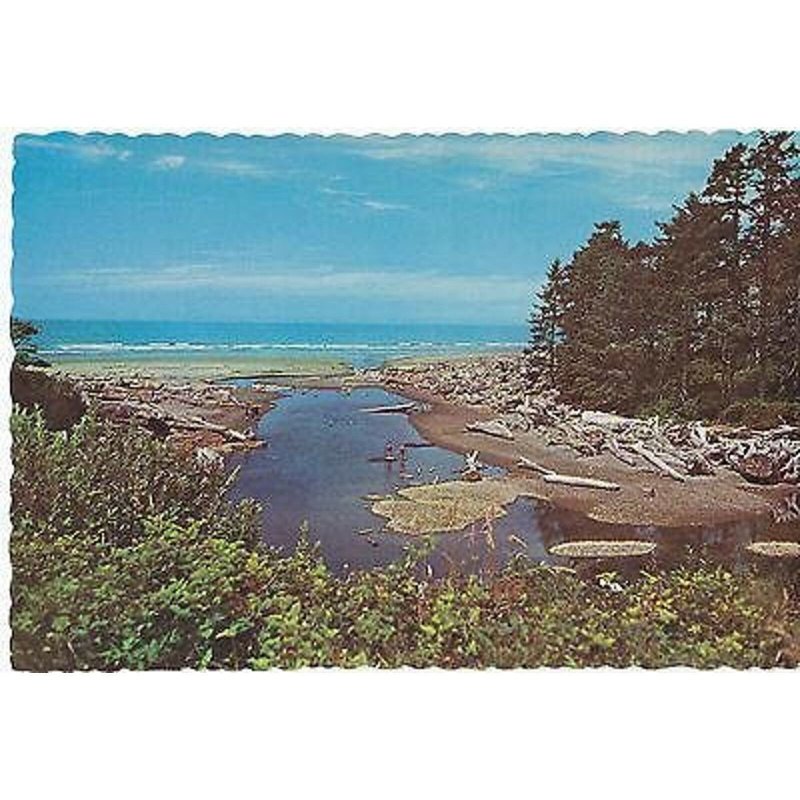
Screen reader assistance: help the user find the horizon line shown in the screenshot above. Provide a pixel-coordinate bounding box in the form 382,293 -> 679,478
24,317 -> 527,328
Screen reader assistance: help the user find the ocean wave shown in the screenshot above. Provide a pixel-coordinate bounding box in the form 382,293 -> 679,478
42,340 -> 526,362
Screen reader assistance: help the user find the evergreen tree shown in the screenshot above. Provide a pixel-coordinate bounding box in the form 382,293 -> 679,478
557,221 -> 638,410
702,143 -> 753,405
525,132 -> 799,420
11,317 -> 49,368
771,173 -> 800,399
650,194 -> 722,414
746,131 -> 799,397
528,258 -> 565,385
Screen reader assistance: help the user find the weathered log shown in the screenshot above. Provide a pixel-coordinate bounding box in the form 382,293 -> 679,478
542,473 -> 621,491
168,413 -> 250,442
465,420 -> 515,441
746,541 -> 800,558
608,437 -> 638,467
361,402 -> 416,414
517,456 -> 555,475
630,442 -> 687,482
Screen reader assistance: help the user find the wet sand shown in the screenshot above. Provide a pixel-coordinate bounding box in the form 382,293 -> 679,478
400,386 -> 788,528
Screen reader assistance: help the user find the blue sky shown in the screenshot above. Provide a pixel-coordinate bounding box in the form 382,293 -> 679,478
12,131 -> 752,325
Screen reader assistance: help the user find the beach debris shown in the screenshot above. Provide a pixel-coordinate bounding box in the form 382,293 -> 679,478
380,354 -> 800,486
516,457 -> 620,490
549,540 -> 656,558
461,450 -> 483,482
737,454 -> 779,485
196,446 -> 224,469
361,401 -> 416,414
541,473 -> 621,491
508,533 -> 528,548
70,374 -> 271,457
630,442 -> 687,483
356,528 -> 374,536
745,541 -> 800,558
772,493 -> 800,524
465,419 -> 514,441
517,456 -> 555,475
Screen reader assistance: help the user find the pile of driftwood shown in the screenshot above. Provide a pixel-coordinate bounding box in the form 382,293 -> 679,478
382,355 -> 800,486
380,354 -> 535,411
74,377 -> 265,455
469,395 -> 800,486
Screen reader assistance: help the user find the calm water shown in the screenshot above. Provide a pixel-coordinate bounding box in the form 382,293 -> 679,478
34,319 -> 526,369
231,388 -> 790,575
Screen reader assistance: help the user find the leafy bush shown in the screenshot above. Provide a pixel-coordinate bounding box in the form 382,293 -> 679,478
10,408 -> 800,670
11,408 -> 259,547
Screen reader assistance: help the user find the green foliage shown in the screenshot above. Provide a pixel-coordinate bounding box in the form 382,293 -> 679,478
11,408 -> 260,548
12,521 -> 267,670
10,409 -> 800,670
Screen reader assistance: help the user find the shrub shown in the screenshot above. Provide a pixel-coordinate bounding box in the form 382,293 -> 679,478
11,520 -> 269,670
11,408 -> 260,548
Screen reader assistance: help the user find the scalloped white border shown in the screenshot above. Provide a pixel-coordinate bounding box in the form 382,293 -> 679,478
2,0 -> 799,797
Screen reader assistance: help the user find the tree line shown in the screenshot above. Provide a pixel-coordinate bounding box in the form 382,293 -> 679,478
528,131 -> 800,422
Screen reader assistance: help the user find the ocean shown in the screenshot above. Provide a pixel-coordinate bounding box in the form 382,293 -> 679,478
34,320 -> 527,369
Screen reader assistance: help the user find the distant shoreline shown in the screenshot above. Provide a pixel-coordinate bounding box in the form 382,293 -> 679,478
45,345 -> 525,382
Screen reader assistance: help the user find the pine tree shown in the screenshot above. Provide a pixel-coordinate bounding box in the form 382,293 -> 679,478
11,317 -> 49,368
528,258 -> 565,386
774,173 -> 800,399
558,221 -> 638,410
746,131 -> 799,397
702,143 -> 752,405
527,133 -> 799,420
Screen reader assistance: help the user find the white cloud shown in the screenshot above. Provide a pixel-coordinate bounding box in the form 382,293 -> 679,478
361,199 -> 408,212
319,185 -> 409,212
352,133 -> 750,179
153,154 -> 186,170
45,263 -> 529,306
16,135 -> 133,162
201,159 -> 270,178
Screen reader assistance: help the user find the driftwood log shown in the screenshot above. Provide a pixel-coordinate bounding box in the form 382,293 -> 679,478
517,457 -> 620,491
381,355 -> 800,486
542,473 -> 621,491
630,442 -> 687,483
465,420 -> 514,440
361,402 -> 416,414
